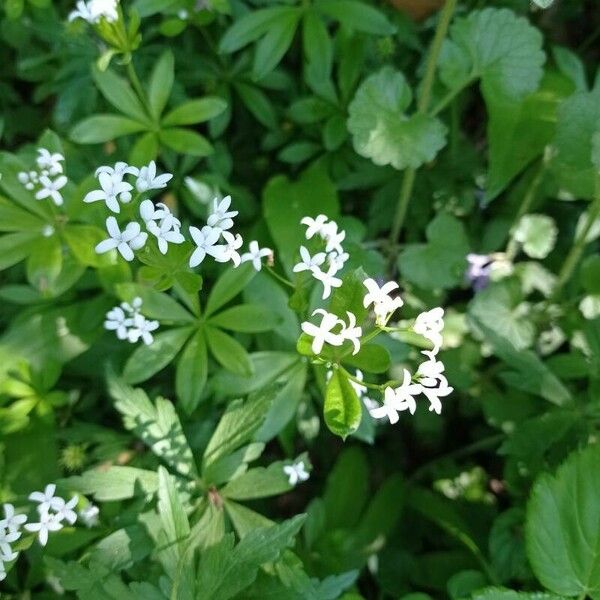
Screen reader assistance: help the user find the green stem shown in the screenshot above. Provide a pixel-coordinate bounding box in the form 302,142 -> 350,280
339,366 -> 383,391
126,59 -> 151,117
388,0 -> 458,257
266,266 -> 295,289
505,160 -> 546,261
430,76 -> 474,117
553,184 -> 600,298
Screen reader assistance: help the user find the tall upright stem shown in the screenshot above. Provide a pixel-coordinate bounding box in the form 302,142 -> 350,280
388,0 -> 458,259
126,59 -> 151,117
553,183 -> 600,298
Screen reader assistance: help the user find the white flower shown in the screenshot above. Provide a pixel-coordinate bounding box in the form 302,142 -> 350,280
0,562 -> 5,582
207,196 -> 238,231
209,231 -> 243,266
136,160 -> 172,192
78,504 -> 99,528
420,374 -> 453,415
369,387 -> 404,425
301,309 -> 344,354
29,484 -> 62,513
580,295 -> 600,320
53,496 -> 78,525
140,199 -> 174,225
339,311 -> 362,355
301,214 -> 329,239
417,350 -> 445,380
95,161 -> 139,180
283,461 -> 309,486
36,149 -> 64,175
293,246 -> 326,273
104,306 -> 130,339
121,296 -> 142,315
35,175 -> 67,206
363,278 -> 403,325
95,217 -> 147,261
322,221 -> 345,253
84,172 -> 133,213
349,369 -> 367,397
69,0 -> 118,23
240,240 -> 272,271
189,225 -> 221,267
393,369 -> 422,415
413,307 -> 445,353
0,526 -> 19,562
147,219 -> 185,255
0,504 -> 27,534
24,512 -> 63,547
328,250 -> 349,271
312,263 -> 342,299
127,314 -> 159,345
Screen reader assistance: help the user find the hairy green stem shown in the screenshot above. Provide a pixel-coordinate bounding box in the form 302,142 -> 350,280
388,0 -> 458,261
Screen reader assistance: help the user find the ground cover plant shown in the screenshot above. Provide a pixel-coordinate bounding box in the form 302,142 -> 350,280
0,0 -> 599,597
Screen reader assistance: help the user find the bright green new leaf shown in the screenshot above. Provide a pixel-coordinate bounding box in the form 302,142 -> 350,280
347,67 -> 447,170
324,369 -> 362,439
526,445 -> 600,598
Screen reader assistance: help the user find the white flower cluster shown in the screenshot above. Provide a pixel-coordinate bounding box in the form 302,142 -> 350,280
188,196 -> 272,271
369,305 -> 453,424
363,278 -> 404,326
301,309 -> 362,355
84,164 -> 271,270
0,484 -> 94,581
18,148 -> 67,206
68,0 -> 118,23
104,296 -> 159,346
86,160 -> 183,262
294,215 -> 349,299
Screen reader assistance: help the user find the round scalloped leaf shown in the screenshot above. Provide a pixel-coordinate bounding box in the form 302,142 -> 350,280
347,67 -> 447,170
439,8 -> 545,99
512,214 -> 557,259
526,444 -> 600,598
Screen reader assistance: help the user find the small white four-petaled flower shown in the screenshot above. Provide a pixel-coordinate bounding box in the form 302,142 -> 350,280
95,216 -> 147,261
35,175 -> 67,206
301,309 -> 344,355
136,160 -> 173,193
241,240 -> 272,271
84,172 -> 133,213
283,461 -> 310,486
207,196 -> 238,232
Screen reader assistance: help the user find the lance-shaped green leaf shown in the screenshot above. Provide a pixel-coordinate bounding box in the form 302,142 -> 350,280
162,97 -> 227,127
70,115 -> 147,144
208,304 -> 280,333
221,461 -> 293,501
196,515 -> 306,600
148,50 -> 174,120
202,388 -> 273,471
176,329 -> 208,414
438,8 -> 545,99
62,466 -> 158,501
205,325 -> 253,377
472,590 -> 561,600
108,374 -> 197,477
205,262 -> 256,316
347,67 -> 447,170
115,283 -> 195,324
324,369 -> 362,439
526,445 -> 600,598
316,0 -> 395,35
123,326 -> 194,384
